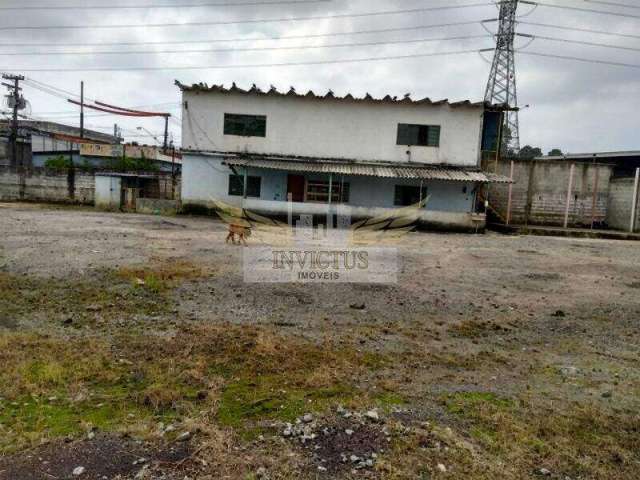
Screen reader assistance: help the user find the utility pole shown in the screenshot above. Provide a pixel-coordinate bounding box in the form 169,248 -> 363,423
485,0 -> 520,156
2,73 -> 25,166
80,81 -> 85,139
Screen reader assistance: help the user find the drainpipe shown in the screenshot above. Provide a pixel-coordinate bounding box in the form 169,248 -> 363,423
327,173 -> 333,230
243,167 -> 248,199
631,167 -> 640,233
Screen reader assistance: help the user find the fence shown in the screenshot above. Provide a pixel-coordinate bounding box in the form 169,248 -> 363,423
488,158 -> 640,233
0,165 -> 181,208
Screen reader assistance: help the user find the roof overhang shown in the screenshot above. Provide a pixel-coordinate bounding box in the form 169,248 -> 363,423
222,155 -> 512,184
175,80 -> 512,111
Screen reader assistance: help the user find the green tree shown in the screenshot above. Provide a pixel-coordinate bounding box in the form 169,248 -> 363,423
548,148 -> 563,157
44,155 -> 73,170
518,145 -> 543,160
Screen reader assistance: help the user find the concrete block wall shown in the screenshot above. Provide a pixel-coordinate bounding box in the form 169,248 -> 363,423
607,178 -> 639,232
490,160 -> 612,227
0,168 -> 21,199
0,166 -> 95,204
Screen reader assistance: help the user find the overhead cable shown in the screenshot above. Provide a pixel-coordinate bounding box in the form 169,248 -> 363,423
0,0 -> 330,11
0,34 -> 492,57
517,32 -> 640,52
517,20 -> 640,40
522,0 -> 640,19
0,20 -> 491,48
0,3 -> 497,31
518,50 -> 640,68
0,48 -> 488,72
582,0 -> 640,9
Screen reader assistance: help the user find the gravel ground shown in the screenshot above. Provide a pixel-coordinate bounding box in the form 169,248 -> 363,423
1,202 -> 639,479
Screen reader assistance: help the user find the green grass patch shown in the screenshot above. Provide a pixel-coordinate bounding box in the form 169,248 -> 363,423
0,393 -> 177,454
445,391 -> 514,415
374,391 -> 406,410
218,377 -> 355,433
0,324 -> 388,452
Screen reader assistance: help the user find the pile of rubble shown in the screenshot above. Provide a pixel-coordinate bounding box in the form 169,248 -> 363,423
280,407 -> 389,474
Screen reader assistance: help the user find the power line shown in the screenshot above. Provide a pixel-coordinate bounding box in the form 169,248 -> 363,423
24,78 -> 81,100
0,0 -> 329,11
1,47 -> 489,72
0,19 -> 490,48
518,50 -> 640,69
522,0 -> 640,20
0,3 -> 497,31
36,105 -> 181,117
518,32 -> 640,53
583,0 -> 640,10
0,34 -> 492,57
517,20 -> 640,40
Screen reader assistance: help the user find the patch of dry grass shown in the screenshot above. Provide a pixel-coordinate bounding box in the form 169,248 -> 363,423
448,320 -> 512,338
438,391 -> 640,479
116,259 -> 204,293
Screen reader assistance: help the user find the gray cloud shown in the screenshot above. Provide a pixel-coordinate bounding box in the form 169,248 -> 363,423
1,0 -> 638,153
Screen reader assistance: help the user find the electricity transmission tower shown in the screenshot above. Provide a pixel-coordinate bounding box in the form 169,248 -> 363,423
485,0 -> 520,155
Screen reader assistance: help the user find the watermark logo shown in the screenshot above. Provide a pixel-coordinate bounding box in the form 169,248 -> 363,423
209,197 -> 428,284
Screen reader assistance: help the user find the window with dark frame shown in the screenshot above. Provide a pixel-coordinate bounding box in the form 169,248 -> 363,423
396,123 -> 441,147
305,180 -> 350,203
224,113 -> 267,137
394,185 -> 428,207
228,174 -> 262,198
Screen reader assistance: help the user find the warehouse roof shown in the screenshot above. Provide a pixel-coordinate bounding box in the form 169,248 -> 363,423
0,120 -> 117,144
219,154 -> 512,184
537,151 -> 640,161
175,81 -> 514,110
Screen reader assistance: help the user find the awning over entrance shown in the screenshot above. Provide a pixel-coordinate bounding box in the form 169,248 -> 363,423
224,156 -> 512,183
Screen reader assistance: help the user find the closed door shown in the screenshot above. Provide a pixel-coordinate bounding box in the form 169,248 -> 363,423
287,174 -> 305,202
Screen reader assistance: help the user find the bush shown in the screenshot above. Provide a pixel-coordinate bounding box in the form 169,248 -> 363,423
44,155 -> 73,170
107,155 -> 159,173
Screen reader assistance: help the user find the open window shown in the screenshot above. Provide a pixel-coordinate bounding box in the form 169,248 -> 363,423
394,185 -> 428,206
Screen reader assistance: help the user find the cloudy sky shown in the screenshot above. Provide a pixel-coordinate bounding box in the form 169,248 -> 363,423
1,0 -> 639,154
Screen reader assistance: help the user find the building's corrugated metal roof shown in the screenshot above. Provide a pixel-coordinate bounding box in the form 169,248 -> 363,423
175,81 -> 514,111
224,157 -> 512,183
0,120 -> 117,144
537,151 -> 640,161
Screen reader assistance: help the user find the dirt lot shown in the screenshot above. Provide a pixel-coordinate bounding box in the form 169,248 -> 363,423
0,202 -> 639,480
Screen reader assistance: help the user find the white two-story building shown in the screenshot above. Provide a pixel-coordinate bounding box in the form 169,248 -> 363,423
177,81 -> 511,230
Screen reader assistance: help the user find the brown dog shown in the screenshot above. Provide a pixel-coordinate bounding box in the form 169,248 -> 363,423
226,224 -> 251,246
